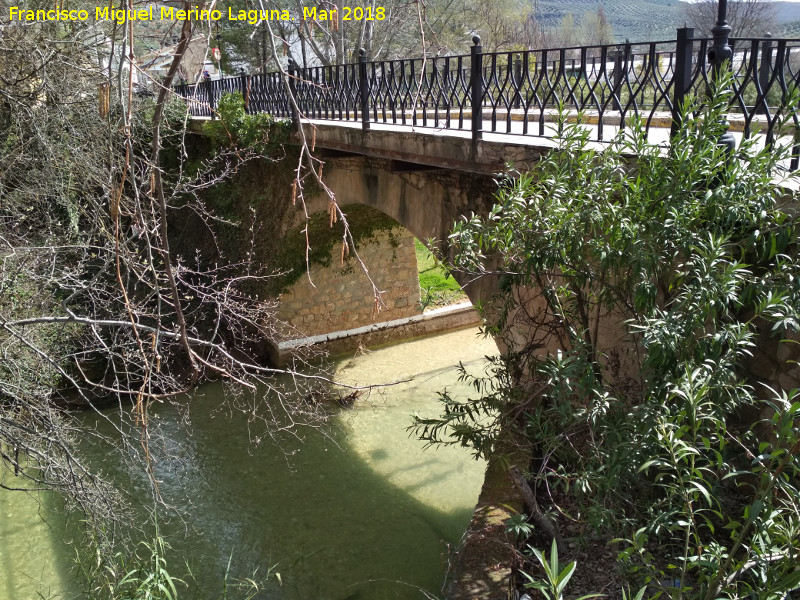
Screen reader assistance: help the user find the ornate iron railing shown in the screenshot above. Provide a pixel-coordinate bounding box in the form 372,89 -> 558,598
174,30 -> 800,169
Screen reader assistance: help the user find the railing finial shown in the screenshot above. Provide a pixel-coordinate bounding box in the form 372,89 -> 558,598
359,48 -> 366,58
472,35 -> 481,46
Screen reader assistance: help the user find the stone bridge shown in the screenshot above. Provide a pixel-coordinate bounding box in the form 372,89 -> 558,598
269,130 -> 505,351
177,26 -> 800,341
177,25 -> 800,600
178,28 -> 800,164
184,119 -> 511,351
181,24 -> 800,355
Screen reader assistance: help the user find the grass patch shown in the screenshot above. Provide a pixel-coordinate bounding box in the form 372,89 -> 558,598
415,239 -> 467,309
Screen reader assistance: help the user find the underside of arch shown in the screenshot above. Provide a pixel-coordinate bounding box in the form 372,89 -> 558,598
276,204 -> 423,339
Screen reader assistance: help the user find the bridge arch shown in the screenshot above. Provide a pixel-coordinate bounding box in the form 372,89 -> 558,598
303,154 -> 496,244
299,153 -> 501,309
276,202 -> 424,337
268,149 -> 506,347
181,139 -> 501,355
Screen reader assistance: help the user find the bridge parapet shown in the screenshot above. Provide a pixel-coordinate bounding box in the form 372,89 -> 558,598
176,31 -> 800,169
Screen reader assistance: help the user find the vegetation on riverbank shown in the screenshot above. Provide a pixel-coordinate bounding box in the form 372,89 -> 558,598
416,239 -> 468,310
414,79 -> 800,598
0,13 -> 331,598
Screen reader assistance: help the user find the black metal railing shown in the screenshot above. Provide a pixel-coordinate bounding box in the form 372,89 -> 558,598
174,30 -> 800,168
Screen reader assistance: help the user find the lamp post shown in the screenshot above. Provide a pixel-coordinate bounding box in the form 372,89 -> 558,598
707,0 -> 736,155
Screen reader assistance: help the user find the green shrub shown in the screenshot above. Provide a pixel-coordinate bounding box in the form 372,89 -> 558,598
413,76 -> 800,598
204,92 -> 290,156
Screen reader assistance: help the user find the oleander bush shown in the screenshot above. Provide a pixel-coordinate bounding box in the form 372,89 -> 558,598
413,74 -> 800,598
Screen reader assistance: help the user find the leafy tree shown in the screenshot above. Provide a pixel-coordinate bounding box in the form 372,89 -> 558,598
551,13 -> 579,47
413,80 -> 800,597
466,0 -> 545,52
548,8 -> 614,50
581,5 -> 615,46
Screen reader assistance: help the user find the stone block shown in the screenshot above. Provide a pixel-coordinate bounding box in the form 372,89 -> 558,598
292,285 -> 309,300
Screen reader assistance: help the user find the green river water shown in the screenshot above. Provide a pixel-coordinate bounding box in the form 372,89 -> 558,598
0,327 -> 497,600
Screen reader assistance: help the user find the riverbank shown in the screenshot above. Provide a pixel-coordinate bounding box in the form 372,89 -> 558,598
269,300 -> 481,365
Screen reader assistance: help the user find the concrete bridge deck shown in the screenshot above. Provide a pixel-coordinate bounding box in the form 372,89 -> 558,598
193,110 -> 794,177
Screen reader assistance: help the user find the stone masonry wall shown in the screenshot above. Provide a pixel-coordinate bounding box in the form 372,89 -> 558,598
276,226 -> 422,338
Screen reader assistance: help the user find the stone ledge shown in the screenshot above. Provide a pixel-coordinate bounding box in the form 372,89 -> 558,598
268,301 -> 481,365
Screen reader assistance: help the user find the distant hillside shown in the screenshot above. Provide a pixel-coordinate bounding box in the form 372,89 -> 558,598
131,0 -> 800,59
781,19 -> 800,36
772,1 -> 800,36
535,0 -> 684,42
771,1 -> 800,27
534,0 -> 800,45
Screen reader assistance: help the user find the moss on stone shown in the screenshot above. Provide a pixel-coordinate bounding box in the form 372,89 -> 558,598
271,204 -> 403,294
171,131 -> 404,301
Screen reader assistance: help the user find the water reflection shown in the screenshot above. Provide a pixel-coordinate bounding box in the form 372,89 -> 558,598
0,326 -> 497,600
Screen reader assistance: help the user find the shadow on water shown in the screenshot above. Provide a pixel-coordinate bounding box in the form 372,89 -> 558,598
77,379 -> 480,600
1,327 -> 496,600
0,478 -> 82,600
